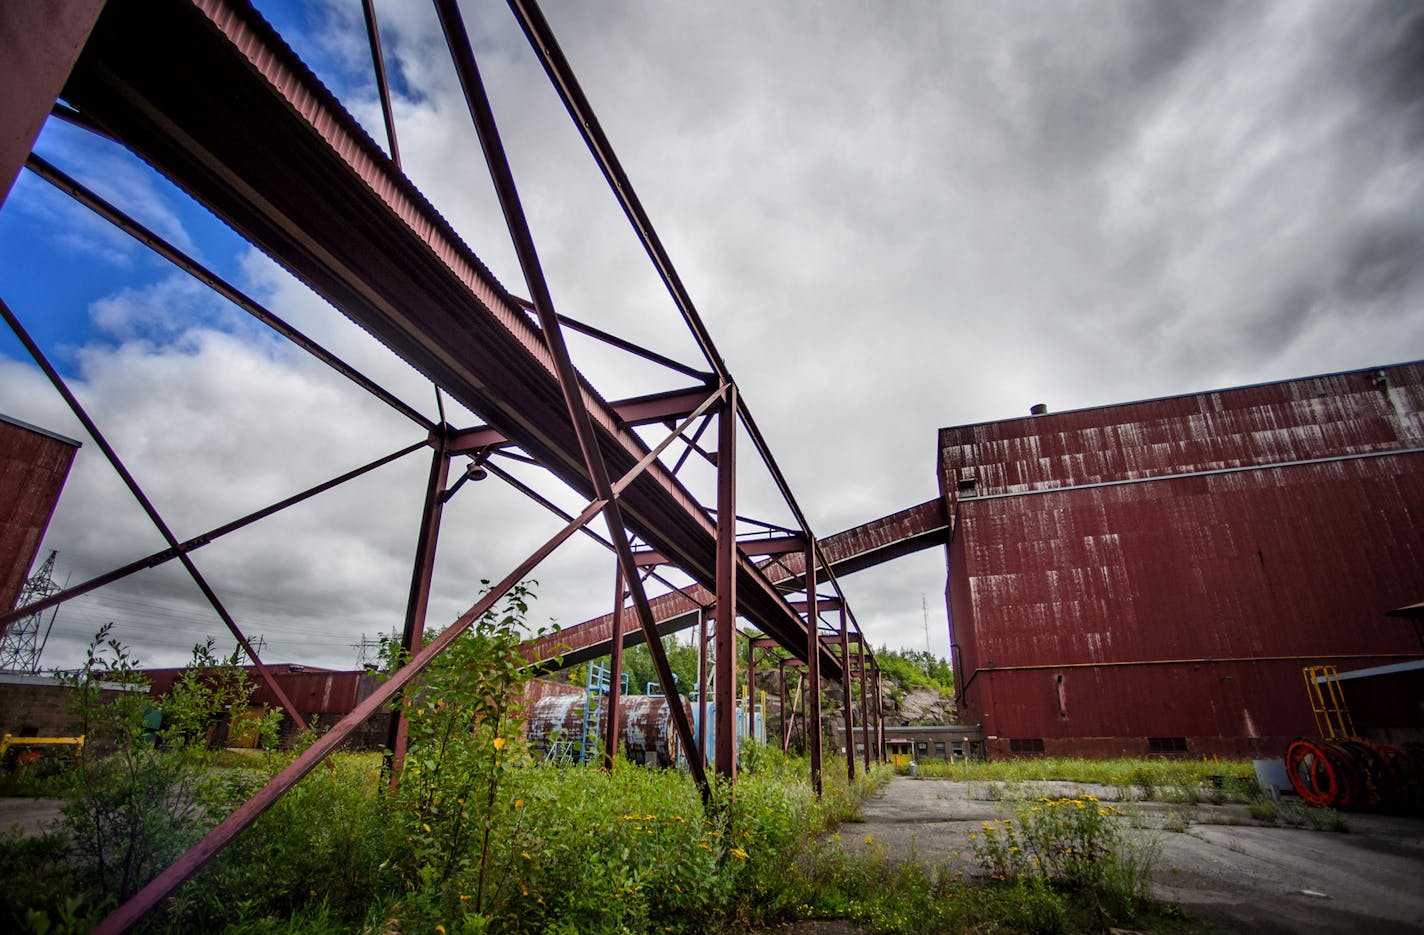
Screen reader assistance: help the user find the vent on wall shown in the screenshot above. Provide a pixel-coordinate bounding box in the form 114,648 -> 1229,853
957,477 -> 978,498
1009,737 -> 1045,753
1147,736 -> 1188,754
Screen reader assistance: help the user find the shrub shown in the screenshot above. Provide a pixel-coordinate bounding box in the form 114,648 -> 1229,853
57,628 -> 277,902
970,794 -> 1156,924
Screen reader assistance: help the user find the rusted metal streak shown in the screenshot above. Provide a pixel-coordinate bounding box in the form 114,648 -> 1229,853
0,439 -> 425,630
960,652 -> 1424,694
0,295 -> 309,732
24,154 -> 433,431
95,495 -> 609,935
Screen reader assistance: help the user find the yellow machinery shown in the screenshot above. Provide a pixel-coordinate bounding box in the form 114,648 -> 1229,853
0,733 -> 84,766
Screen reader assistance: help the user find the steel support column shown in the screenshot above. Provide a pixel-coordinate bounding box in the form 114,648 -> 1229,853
777,655 -> 787,750
714,389 -> 738,779
602,564 -> 626,770
875,668 -> 885,761
0,296 -> 308,731
858,638 -> 870,772
697,608 -> 708,767
840,608 -> 854,783
805,543 -> 821,796
433,0 -> 708,797
746,637 -> 756,744
385,439 -> 451,782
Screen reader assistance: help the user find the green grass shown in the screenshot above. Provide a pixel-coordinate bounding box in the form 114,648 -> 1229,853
909,757 -> 1259,802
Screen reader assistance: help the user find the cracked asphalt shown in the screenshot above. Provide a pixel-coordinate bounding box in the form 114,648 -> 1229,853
828,777 -> 1424,933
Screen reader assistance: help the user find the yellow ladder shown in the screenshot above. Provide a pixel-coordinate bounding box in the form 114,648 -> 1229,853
1302,665 -> 1355,740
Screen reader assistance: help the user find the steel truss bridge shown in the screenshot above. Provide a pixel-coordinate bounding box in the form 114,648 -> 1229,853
0,2 -> 946,930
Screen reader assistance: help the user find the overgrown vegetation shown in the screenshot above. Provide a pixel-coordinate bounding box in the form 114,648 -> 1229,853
1,599 -> 1257,933
911,756 -> 1259,802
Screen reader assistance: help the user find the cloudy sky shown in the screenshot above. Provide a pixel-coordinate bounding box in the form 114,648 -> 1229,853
2,0 -> 1422,671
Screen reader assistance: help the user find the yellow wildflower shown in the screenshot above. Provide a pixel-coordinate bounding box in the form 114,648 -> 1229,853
864,835 -> 873,844
514,799 -> 524,808
731,847 -> 748,860
493,737 -> 506,751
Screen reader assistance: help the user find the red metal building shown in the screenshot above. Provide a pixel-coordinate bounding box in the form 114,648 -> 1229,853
941,363 -> 1424,758
0,414 -> 80,615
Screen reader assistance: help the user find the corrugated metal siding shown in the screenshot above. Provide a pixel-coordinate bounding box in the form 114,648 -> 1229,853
945,365 -> 1424,756
0,418 -> 79,614
941,363 -> 1424,497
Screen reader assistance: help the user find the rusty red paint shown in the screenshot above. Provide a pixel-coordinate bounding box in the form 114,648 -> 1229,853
944,364 -> 1424,758
0,415 -> 79,619
0,0 -> 105,206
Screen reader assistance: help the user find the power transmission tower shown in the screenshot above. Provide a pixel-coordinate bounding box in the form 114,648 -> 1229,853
353,634 -> 381,668
0,550 -> 63,674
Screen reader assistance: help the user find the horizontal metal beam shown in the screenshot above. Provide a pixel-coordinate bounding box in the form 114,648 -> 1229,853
447,384 -> 717,454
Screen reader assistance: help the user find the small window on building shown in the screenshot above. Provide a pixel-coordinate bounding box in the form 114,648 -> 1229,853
934,741 -> 946,758
916,741 -> 929,754
1009,738 -> 1045,753
957,477 -> 977,498
1148,736 -> 1188,754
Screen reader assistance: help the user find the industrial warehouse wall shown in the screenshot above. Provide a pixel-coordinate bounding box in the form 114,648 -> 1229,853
941,362 -> 1424,758
0,415 -> 80,614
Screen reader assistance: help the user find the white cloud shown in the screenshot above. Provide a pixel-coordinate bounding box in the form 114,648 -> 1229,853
7,0 -> 1424,671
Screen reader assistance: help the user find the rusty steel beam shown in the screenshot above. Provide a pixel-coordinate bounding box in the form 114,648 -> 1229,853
714,389 -> 738,778
447,385 -> 718,454
359,0 -> 400,168
0,295 -> 309,732
552,311 -> 710,382
805,542 -> 821,796
601,564 -> 626,770
737,535 -> 806,556
0,438 -> 425,630
697,607 -> 708,766
0,0 -> 105,206
858,638 -> 870,772
840,607 -> 854,782
384,440 -> 451,783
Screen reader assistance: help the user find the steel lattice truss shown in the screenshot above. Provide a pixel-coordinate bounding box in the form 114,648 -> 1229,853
0,1 -> 889,929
